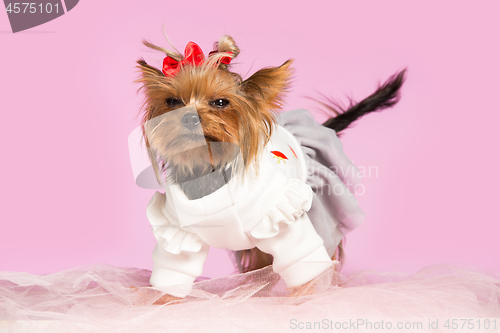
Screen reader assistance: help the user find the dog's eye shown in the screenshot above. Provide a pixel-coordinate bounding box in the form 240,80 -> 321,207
211,99 -> 230,108
166,98 -> 184,107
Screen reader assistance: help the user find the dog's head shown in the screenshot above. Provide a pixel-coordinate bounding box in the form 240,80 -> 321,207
137,35 -> 292,193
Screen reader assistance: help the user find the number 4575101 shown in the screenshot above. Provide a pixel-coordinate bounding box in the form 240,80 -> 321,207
6,3 -> 60,14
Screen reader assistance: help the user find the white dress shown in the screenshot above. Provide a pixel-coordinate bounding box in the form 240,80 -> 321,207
146,109 -> 365,297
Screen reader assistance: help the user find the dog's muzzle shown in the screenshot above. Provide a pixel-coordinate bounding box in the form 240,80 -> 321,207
181,113 -> 201,130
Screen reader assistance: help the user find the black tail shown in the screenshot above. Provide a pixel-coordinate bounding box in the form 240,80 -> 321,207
322,69 -> 406,133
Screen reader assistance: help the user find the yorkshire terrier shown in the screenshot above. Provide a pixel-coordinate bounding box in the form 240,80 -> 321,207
136,35 -> 405,302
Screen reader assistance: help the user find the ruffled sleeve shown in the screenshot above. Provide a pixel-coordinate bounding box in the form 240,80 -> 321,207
147,192 -> 204,254
147,192 -> 210,298
246,179 -> 332,288
250,179 -> 313,239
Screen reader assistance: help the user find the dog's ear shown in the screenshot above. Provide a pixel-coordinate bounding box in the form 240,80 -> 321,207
137,59 -> 164,80
136,59 -> 167,108
241,60 -> 293,110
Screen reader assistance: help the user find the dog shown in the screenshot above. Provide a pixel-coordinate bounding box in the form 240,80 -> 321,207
136,35 -> 405,302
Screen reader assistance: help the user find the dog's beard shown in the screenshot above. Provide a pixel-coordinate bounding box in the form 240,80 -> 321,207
163,142 -> 240,200
172,163 -> 234,200
144,105 -> 244,199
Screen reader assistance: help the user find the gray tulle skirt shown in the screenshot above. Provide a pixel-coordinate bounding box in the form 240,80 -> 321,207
278,109 -> 365,256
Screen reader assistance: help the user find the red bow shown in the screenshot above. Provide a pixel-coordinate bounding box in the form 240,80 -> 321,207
162,42 -> 232,77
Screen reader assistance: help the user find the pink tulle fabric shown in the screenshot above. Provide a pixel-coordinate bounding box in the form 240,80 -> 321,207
1,264 -> 499,332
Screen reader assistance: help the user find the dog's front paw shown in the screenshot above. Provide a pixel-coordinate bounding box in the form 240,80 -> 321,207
130,286 -> 184,305
288,279 -> 317,297
153,293 -> 184,305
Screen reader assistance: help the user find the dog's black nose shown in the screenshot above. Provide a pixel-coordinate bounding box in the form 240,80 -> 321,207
181,113 -> 201,130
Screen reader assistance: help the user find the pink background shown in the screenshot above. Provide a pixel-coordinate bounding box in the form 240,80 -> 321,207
1,1 -> 499,278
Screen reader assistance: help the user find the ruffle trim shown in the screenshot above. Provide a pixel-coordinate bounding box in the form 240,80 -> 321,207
250,179 -> 313,239
157,226 -> 204,255
148,192 -> 204,255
